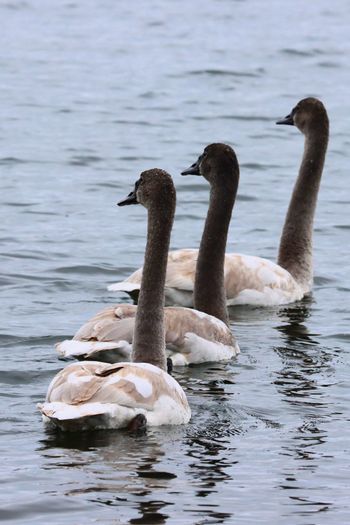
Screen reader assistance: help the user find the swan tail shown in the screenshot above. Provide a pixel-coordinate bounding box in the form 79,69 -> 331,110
55,340 -> 132,362
38,401 -> 145,431
107,281 -> 141,293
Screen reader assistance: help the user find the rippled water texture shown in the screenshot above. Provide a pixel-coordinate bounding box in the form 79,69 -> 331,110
1,1 -> 350,523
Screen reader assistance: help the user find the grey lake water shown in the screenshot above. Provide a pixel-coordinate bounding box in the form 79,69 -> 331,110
1,1 -> 350,524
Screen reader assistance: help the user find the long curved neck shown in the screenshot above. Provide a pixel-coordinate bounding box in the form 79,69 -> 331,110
132,203 -> 174,371
277,126 -> 328,289
194,177 -> 237,325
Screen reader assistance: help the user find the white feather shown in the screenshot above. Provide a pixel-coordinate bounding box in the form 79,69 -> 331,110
168,332 -> 239,366
107,281 -> 140,293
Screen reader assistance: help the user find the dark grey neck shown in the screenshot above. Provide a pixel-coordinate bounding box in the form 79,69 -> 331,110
132,204 -> 174,371
194,179 -> 238,325
277,129 -> 328,289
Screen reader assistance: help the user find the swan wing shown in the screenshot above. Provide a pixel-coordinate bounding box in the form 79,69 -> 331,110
165,307 -> 239,365
56,304 -> 238,365
56,304 -> 136,361
224,254 -> 303,305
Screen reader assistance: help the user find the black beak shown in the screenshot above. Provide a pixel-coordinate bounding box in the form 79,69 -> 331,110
118,179 -> 141,206
276,113 -> 294,126
117,190 -> 138,206
167,357 -> 173,375
181,158 -> 201,176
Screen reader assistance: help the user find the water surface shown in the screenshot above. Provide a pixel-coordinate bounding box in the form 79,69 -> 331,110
1,1 -> 350,524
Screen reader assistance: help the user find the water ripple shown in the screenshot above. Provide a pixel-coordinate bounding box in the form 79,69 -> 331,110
1,0 -> 349,523
186,68 -> 264,78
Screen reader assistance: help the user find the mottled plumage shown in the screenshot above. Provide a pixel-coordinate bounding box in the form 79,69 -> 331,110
108,250 -> 304,307
38,361 -> 190,431
39,169 -> 191,430
56,303 -> 239,364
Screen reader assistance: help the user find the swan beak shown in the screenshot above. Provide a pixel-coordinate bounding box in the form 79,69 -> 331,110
167,357 -> 173,375
181,160 -> 200,176
118,190 -> 138,206
276,113 -> 294,126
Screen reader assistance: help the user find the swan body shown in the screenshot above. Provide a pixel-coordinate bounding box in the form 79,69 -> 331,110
38,361 -> 190,431
39,169 -> 191,430
109,250 -> 304,307
56,303 -> 239,364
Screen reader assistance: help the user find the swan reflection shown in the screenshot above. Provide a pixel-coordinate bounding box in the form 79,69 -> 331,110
273,297 -> 335,515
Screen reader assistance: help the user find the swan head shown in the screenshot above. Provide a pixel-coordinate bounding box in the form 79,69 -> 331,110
276,97 -> 328,135
118,168 -> 176,211
181,143 -> 239,186
126,413 -> 147,432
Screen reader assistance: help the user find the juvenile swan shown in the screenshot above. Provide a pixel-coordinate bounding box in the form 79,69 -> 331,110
56,144 -> 240,365
109,98 -> 329,307
38,170 -> 191,431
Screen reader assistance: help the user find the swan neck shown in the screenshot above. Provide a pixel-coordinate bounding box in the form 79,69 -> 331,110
132,202 -> 174,371
278,128 -> 328,289
194,178 -> 237,325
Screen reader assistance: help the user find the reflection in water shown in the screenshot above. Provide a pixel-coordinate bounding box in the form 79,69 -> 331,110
39,429 -> 175,523
273,298 -> 335,515
37,364 -> 241,525
128,500 -> 169,524
274,297 -> 334,391
187,428 -> 236,489
181,365 -> 241,523
276,296 -> 316,345
184,425 -> 235,522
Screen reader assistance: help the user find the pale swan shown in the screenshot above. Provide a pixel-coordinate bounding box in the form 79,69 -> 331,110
109,98 -> 329,307
38,170 -> 191,430
56,144 -> 240,365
